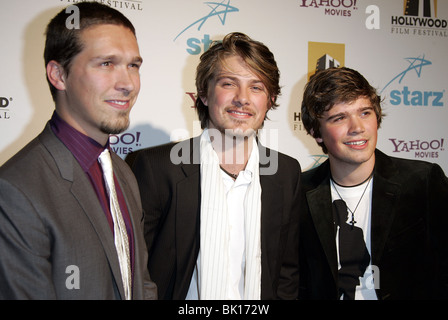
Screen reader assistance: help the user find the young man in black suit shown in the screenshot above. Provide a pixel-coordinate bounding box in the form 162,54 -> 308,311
299,67 -> 448,300
132,32 -> 301,300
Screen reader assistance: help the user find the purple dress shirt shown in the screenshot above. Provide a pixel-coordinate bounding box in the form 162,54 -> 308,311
49,112 -> 135,289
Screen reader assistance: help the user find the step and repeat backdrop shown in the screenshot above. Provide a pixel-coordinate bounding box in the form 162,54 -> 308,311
1,0 -> 447,173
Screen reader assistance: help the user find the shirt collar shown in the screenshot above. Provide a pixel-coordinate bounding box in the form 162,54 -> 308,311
49,111 -> 109,171
201,128 -> 259,181
244,136 -> 259,177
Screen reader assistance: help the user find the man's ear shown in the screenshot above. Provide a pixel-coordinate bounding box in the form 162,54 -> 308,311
270,96 -> 276,107
310,128 -> 323,143
200,96 -> 208,106
46,60 -> 66,91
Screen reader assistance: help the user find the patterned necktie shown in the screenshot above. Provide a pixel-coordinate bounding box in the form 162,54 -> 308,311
332,199 -> 370,300
98,149 -> 132,300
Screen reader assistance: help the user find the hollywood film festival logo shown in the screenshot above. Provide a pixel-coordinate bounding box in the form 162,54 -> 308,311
293,41 -> 346,168
391,0 -> 447,37
60,0 -> 143,11
0,96 -> 12,120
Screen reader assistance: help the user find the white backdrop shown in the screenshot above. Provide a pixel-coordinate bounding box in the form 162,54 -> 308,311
1,0 -> 447,173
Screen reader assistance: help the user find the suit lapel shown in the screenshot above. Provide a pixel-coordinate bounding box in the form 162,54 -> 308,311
302,150 -> 401,293
174,138 -> 201,299
70,173 -> 125,295
258,144 -> 284,293
370,150 -> 400,265
306,176 -> 339,282
259,172 -> 283,288
40,125 -> 125,299
305,152 -> 402,283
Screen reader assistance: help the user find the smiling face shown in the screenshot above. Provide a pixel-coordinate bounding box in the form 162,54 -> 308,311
316,96 -> 378,176
47,24 -> 142,145
201,54 -> 270,137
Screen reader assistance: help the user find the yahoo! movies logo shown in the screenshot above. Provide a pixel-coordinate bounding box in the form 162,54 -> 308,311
389,138 -> 445,159
381,55 -> 445,107
299,0 -> 359,17
174,0 -> 239,55
391,0 -> 447,37
109,131 -> 142,158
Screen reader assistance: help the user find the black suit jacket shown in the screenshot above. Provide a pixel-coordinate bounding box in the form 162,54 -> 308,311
299,149 -> 448,299
132,137 -> 301,300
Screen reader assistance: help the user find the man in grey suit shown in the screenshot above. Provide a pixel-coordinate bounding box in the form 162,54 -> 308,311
131,33 -> 301,300
0,2 -> 157,299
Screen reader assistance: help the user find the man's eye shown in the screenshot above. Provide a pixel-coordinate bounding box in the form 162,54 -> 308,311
332,116 -> 344,122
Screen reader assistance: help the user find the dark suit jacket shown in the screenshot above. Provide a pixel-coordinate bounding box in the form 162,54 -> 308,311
132,136 -> 301,300
299,149 -> 448,299
0,123 -> 157,299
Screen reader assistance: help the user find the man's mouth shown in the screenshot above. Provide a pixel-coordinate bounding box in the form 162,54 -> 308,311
344,140 -> 367,147
227,109 -> 253,117
106,100 -> 130,109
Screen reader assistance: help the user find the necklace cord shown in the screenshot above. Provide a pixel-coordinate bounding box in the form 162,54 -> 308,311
331,175 -> 373,226
220,165 -> 238,180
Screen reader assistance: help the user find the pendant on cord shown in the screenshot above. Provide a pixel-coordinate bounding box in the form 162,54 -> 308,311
350,212 -> 357,229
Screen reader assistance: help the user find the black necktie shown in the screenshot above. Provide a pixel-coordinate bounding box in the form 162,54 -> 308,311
332,199 -> 370,300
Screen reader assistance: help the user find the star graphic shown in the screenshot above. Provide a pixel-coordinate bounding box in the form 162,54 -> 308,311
174,0 -> 239,41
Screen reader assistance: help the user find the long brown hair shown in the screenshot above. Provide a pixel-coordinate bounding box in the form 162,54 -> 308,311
195,32 -> 281,129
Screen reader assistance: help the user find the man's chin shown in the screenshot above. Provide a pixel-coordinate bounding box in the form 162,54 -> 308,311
100,119 -> 130,135
224,127 -> 256,138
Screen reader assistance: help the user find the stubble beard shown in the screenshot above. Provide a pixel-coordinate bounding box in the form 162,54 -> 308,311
100,110 -> 130,135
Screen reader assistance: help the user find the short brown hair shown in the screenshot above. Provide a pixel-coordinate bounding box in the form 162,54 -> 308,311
195,32 -> 281,129
301,67 -> 383,153
44,2 -> 136,101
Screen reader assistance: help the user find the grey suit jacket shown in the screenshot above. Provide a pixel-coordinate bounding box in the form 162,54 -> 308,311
131,136 -> 301,300
0,123 -> 157,299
